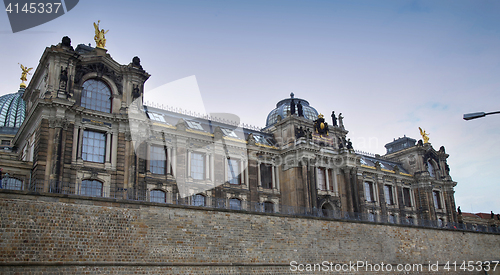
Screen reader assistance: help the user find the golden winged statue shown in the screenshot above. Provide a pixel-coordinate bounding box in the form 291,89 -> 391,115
419,127 -> 429,144
19,63 -> 33,88
93,20 -> 109,49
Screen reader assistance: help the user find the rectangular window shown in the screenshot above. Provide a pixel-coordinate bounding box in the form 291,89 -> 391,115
227,158 -> 241,185
150,145 -> 166,174
192,194 -> 206,207
433,190 -> 442,209
229,198 -> 241,210
190,152 -> 205,180
317,168 -> 327,190
364,182 -> 375,202
384,185 -> 394,205
82,130 -> 106,163
403,188 -> 412,207
260,163 -> 273,189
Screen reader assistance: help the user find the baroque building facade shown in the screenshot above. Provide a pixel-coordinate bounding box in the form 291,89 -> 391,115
0,36 -> 457,225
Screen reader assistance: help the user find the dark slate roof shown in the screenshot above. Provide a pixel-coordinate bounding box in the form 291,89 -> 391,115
144,105 -> 276,147
385,136 -> 416,154
75,44 -> 94,54
359,155 -> 410,175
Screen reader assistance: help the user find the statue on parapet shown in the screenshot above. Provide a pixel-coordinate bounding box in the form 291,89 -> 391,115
346,138 -> 353,151
295,126 -> 305,139
331,111 -> 337,127
297,101 -> 303,117
338,113 -> 344,128
93,20 -> 109,49
314,114 -> 329,136
305,128 -> 312,140
419,127 -> 430,144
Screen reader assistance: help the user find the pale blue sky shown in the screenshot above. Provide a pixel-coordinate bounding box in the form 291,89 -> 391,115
1,0 -> 499,213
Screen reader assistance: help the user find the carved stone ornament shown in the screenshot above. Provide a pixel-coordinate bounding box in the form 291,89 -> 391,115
59,66 -> 68,92
48,118 -> 69,129
132,84 -> 141,99
408,154 -> 416,165
90,170 -> 98,180
74,63 -> 123,94
247,133 -> 256,146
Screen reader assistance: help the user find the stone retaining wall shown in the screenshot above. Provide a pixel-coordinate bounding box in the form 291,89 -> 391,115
1,191 -> 499,274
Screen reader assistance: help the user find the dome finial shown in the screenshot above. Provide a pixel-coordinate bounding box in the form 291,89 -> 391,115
290,92 -> 294,98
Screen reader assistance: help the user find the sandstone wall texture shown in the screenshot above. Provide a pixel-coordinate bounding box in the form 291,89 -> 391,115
0,191 -> 499,274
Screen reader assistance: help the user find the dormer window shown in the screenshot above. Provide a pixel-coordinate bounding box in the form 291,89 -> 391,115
81,79 -> 111,113
186,120 -> 204,131
221,128 -> 237,138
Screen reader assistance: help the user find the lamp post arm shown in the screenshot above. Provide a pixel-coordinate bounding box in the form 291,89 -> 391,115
485,111 -> 500,116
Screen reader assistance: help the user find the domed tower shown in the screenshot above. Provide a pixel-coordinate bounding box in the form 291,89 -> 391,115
265,93 -> 319,127
0,88 -> 26,148
264,93 -> 349,151
263,93 -> 355,214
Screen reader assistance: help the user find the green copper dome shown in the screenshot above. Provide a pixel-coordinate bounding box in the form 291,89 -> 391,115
0,89 -> 26,131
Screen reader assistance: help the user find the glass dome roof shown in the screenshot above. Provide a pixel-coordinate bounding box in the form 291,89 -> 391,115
0,89 -> 26,129
266,93 -> 319,127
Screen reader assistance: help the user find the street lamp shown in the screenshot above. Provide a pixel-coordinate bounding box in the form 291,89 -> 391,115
463,111 -> 500,121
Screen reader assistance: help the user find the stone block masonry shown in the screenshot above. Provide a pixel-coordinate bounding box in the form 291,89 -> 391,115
0,191 -> 499,274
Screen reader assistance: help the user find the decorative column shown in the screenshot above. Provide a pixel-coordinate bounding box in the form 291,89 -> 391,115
257,162 -> 262,187
187,151 -> 191,178
244,160 -> 249,188
172,146 -> 177,177
78,127 -> 84,159
105,132 -> 111,164
240,159 -> 245,185
145,142 -> 151,172
205,154 -> 210,180
72,126 -> 79,162
325,168 -> 330,191
167,147 -> 172,175
275,165 -> 280,191
111,132 -> 118,168
271,164 -> 276,189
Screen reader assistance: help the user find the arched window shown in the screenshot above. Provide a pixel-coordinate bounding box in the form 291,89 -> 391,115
229,198 -> 241,210
81,179 -> 103,197
81,79 -> 112,113
192,194 -> 206,207
3,177 -> 22,190
264,201 -> 274,213
427,160 -> 435,178
321,203 -> 333,217
368,212 -> 375,222
150,190 -> 166,203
